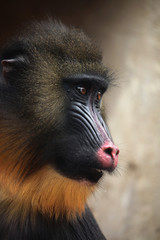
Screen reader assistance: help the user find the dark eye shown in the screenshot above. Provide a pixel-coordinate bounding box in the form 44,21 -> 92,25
77,86 -> 87,95
97,91 -> 102,101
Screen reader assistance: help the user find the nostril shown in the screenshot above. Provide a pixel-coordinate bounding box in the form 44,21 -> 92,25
116,149 -> 120,156
104,147 -> 113,157
103,146 -> 120,159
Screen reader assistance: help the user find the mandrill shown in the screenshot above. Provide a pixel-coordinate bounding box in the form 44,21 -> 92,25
0,20 -> 119,240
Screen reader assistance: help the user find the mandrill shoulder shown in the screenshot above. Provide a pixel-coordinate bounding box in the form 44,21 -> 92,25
0,204 -> 106,240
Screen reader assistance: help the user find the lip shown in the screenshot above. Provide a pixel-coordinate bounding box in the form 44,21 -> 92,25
77,163 -> 118,184
89,168 -> 103,182
76,168 -> 104,184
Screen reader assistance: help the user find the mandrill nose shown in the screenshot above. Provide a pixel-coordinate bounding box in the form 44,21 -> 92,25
104,146 -> 119,161
97,141 -> 119,170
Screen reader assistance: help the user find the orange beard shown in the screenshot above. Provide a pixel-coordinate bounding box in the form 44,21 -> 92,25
0,129 -> 96,221
0,165 -> 95,221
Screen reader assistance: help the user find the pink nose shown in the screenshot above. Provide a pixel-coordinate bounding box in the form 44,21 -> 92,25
97,141 -> 119,169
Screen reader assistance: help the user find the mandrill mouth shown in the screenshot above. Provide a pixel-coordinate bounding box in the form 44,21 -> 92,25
78,140 -> 120,184
73,140 -> 120,184
77,168 -> 104,184
76,140 -> 120,184
86,168 -> 103,183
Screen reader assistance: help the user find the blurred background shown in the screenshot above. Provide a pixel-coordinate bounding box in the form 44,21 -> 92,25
0,0 -> 160,239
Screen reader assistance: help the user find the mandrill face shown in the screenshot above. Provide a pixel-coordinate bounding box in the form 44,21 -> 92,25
46,74 -> 119,184
0,21 -> 119,221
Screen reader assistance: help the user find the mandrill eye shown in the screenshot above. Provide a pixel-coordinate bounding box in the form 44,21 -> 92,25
97,91 -> 102,101
77,86 -> 87,95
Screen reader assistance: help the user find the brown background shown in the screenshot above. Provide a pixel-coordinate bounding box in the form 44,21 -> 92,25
1,1 -> 160,239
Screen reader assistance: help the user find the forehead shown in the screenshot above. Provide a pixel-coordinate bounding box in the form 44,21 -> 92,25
63,74 -> 109,89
